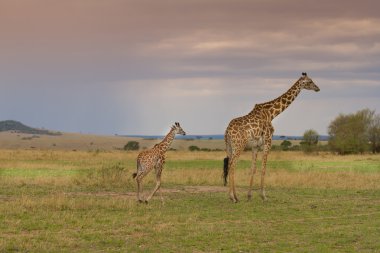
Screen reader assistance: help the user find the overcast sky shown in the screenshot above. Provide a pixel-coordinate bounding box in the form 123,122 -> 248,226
1,0 -> 380,136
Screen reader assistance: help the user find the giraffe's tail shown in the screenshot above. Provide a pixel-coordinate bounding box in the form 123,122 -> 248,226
132,160 -> 140,179
223,157 -> 229,186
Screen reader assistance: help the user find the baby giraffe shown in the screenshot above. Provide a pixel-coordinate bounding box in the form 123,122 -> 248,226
132,122 -> 186,203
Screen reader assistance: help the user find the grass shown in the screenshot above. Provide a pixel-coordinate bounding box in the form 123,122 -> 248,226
1,149 -> 380,252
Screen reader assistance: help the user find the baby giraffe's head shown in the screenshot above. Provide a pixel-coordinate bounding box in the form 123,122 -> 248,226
173,122 -> 186,135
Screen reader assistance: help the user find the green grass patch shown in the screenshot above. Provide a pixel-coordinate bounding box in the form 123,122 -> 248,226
0,167 -> 84,177
166,159 -> 380,173
0,188 -> 379,252
1,150 -> 380,252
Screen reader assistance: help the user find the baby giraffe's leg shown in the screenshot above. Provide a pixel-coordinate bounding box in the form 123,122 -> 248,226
135,161 -> 151,203
145,161 -> 164,203
136,177 -> 144,203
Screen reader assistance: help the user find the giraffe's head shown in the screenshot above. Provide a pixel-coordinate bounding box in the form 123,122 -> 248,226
173,122 -> 186,135
300,72 -> 320,92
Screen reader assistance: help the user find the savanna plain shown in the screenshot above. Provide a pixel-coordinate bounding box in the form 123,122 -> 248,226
1,146 -> 380,252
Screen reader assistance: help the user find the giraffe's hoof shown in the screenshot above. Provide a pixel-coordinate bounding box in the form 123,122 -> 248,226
247,193 -> 253,201
138,199 -> 144,204
229,197 -> 239,203
144,200 -> 149,204
260,194 -> 268,201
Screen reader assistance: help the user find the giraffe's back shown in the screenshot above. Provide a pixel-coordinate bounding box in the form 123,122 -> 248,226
225,109 -> 273,153
137,148 -> 161,166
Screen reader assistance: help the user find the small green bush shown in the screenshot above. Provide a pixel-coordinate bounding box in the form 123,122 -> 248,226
188,145 -> 200,151
124,141 -> 139,151
280,140 -> 292,151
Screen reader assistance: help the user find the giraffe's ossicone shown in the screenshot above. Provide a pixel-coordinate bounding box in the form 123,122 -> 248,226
224,73 -> 320,203
132,122 -> 186,203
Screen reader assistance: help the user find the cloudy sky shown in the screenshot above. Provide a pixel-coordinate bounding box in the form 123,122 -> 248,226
1,0 -> 379,136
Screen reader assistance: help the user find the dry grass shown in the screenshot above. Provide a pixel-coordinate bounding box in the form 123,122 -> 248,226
1,149 -> 379,191
162,151 -> 380,191
0,131 -> 227,151
1,148 -> 379,252
0,131 -> 329,152
164,168 -> 380,190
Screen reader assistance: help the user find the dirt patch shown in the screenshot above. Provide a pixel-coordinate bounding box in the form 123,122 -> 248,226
64,186 -> 227,198
174,186 -> 227,193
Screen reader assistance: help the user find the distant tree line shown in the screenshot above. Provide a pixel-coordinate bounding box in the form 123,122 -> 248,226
123,108 -> 380,155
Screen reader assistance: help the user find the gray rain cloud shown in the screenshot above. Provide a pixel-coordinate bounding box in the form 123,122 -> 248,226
1,0 -> 379,135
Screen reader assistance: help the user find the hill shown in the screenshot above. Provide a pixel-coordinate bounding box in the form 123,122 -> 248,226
0,120 -> 61,136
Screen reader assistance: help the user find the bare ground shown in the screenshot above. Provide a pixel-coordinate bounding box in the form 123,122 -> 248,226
63,185 -> 228,199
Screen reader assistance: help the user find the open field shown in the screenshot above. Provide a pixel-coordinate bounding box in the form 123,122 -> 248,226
0,131 -> 228,151
0,131 -> 327,152
0,149 -> 380,252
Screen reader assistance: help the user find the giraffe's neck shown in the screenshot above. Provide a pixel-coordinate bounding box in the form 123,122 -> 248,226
157,128 -> 176,152
250,78 -> 302,121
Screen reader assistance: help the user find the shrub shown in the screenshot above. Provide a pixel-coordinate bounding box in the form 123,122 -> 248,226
328,109 -> 374,154
188,145 -> 200,151
124,141 -> 139,151
280,140 -> 292,151
301,129 -> 319,153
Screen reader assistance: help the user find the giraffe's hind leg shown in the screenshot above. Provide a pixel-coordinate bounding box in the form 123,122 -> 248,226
135,161 -> 149,203
136,178 -> 144,203
228,156 -> 239,203
145,160 -> 164,203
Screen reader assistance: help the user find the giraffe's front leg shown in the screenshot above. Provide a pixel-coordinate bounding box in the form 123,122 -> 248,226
259,154 -> 268,201
248,147 -> 258,201
260,139 -> 272,201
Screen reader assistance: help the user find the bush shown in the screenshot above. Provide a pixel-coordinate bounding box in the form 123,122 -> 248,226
301,129 -> 319,153
328,109 -> 372,154
188,145 -> 200,151
280,140 -> 292,151
124,141 -> 140,151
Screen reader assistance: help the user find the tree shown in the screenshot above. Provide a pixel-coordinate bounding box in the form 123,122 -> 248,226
280,140 -> 292,151
301,129 -> 319,153
368,114 -> 380,153
124,141 -> 139,151
328,109 -> 376,154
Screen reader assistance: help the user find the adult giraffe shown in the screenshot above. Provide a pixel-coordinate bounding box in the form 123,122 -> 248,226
223,73 -> 320,203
